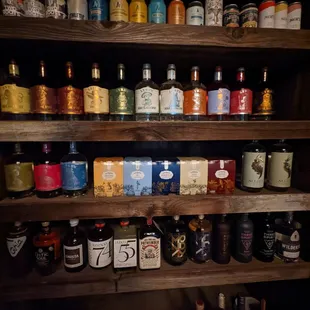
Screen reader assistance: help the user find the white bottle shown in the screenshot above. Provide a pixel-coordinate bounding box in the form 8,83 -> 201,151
205,0 -> 223,26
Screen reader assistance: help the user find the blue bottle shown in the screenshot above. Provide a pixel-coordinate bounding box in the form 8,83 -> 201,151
89,0 -> 109,21
148,0 -> 166,24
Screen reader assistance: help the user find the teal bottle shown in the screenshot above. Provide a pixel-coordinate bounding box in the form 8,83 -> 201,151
148,0 -> 166,23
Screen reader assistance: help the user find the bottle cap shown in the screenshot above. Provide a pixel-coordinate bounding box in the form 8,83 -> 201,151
66,61 -> 73,67
120,219 -> 130,227
41,221 -> 50,227
92,62 -> 99,68
215,66 -> 222,71
118,63 -> 125,69
195,300 -> 204,310
238,67 -> 245,71
14,221 -> 22,227
191,66 -> 199,71
70,219 -> 79,227
42,143 -> 51,153
168,64 -> 176,70
173,215 -> 180,221
198,215 -> 204,220
143,63 -> 151,70
14,143 -> 22,153
146,217 -> 152,225
95,220 -> 105,228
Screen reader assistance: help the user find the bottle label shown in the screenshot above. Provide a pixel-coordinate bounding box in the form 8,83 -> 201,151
114,238 -> 137,268
64,244 -> 84,268
268,152 -> 293,188
218,231 -> 230,259
0,84 -> 31,114
230,89 -> 253,115
109,87 -> 134,115
168,3 -> 185,24
130,1 -> 147,22
275,230 -> 300,261
186,6 -> 204,25
183,88 -> 207,115
189,231 -> 211,262
24,0 -> 45,18
7,236 -> 27,257
2,1 -> 25,16
208,88 -> 230,115
35,244 -> 55,268
88,237 -> 113,268
148,1 -> 166,23
253,89 -> 274,115
110,0 -> 129,21
34,164 -> 62,191
83,86 -> 109,114
239,230 -> 253,258
260,231 -> 275,257
31,85 -> 58,114
242,152 -> 266,188
4,163 -> 34,192
135,87 -> 159,114
61,162 -> 87,191
58,86 -> 84,115
89,0 -> 108,20
139,236 -> 161,269
45,1 -> 67,19
205,0 -> 223,26
165,232 -> 187,263
160,87 -> 184,115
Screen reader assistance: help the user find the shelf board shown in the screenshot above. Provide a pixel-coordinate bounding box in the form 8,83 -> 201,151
0,189 -> 308,222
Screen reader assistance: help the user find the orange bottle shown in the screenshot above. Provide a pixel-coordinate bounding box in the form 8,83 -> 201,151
168,0 -> 185,24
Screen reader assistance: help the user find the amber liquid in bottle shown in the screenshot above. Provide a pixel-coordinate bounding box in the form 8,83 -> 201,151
168,0 -> 185,24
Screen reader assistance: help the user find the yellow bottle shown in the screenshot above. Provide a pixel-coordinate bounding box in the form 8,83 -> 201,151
129,0 -> 147,23
110,0 -> 129,22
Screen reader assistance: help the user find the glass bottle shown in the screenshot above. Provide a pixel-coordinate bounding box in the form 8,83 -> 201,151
230,67 -> 253,121
217,293 -> 226,310
88,220 -> 113,269
6,221 -> 33,277
168,0 -> 185,24
83,62 -> 109,121
241,140 -> 266,192
110,0 -> 129,21
0,59 -> 31,120
4,143 -> 34,199
208,66 -> 230,121
139,217 -> 161,270
267,139 -> 293,192
109,64 -> 134,121
186,1 -> 204,26
164,215 -> 187,266
135,64 -> 159,121
34,143 -> 62,199
148,0 -> 166,23
195,300 -> 205,310
63,219 -> 87,272
129,0 -> 147,22
89,0 -> 108,21
160,64 -> 184,121
60,142 -> 88,197
183,66 -> 207,121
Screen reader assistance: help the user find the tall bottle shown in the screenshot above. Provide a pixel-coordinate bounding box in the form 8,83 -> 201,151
60,142 -> 88,197
148,0 -> 166,23
208,66 -> 230,121
241,140 -> 266,193
109,64 -> 134,121
129,0 -> 147,22
267,140 -> 293,192
160,64 -> 184,121
183,66 -> 207,121
234,213 -> 253,263
34,143 -> 62,199
110,0 -> 129,21
168,0 -> 185,24
0,59 -> 31,120
4,143 -> 34,199
63,219 -> 87,272
135,64 -> 159,121
58,62 -> 84,120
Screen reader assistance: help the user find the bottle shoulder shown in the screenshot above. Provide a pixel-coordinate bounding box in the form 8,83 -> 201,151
208,81 -> 229,92
61,152 -> 87,163
88,226 -> 113,242
135,80 -> 159,91
243,142 -> 266,153
5,153 -> 33,165
160,80 -> 183,91
184,81 -> 206,92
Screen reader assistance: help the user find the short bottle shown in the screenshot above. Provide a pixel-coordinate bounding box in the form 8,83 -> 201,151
110,0 -> 129,21
148,0 -> 166,23
186,1 -> 204,25
34,143 -> 62,199
89,0 -> 108,20
129,0 -> 147,22
168,0 -> 185,24
63,219 -> 87,272
4,143 -> 34,199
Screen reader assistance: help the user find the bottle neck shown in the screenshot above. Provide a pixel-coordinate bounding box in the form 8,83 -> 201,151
118,67 -> 125,81
262,69 -> 268,83
214,70 -> 222,82
242,213 -> 249,221
66,64 -> 74,81
92,66 -> 100,82
167,69 -> 176,81
236,70 -> 245,82
71,226 -> 78,234
42,226 -> 51,235
69,142 -> 78,154
9,62 -> 20,78
143,69 -> 151,80
42,143 -> 51,154
191,70 -> 199,82
14,143 -> 22,154
286,212 -> 293,224
39,62 -> 47,79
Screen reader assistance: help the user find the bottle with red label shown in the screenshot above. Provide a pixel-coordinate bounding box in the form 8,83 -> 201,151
230,67 -> 253,121
34,143 -> 62,199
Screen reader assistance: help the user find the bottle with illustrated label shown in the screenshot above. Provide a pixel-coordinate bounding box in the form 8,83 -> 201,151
129,0 -> 147,22
188,215 -> 212,263
45,0 -> 67,19
168,0 -> 185,24
88,220 -> 113,269
267,139 -> 293,192
186,1 -> 204,25
110,0 -> 129,21
135,64 -> 159,121
60,142 -> 88,197
4,143 -> 34,199
89,0 -> 108,20
160,64 -> 183,121
139,217 -> 161,270
241,140 -> 266,192
148,0 -> 166,23
63,219 -> 87,272
205,0 -> 223,26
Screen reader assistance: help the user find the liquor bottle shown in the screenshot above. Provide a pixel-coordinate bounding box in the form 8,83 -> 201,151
109,64 -> 134,121
139,217 -> 161,270
110,0 -> 129,21
6,221 -> 33,277
183,66 -> 207,121
135,64 -> 160,121
113,219 -> 137,270
217,293 -> 226,310
31,60 -> 58,121
88,220 -> 113,269
58,62 -> 84,120
63,219 -> 87,272
275,212 -> 300,263
164,215 -> 187,266
205,0 -> 223,26
160,64 -> 184,121
208,66 -> 230,121
45,0 -> 67,19
230,67 -> 253,121
89,0 -> 108,20
129,0 -> 147,22
67,0 -> 88,20
186,1 -> 204,25
0,59 -> 31,120
83,63 -> 109,121
252,67 -> 275,120
213,214 -> 231,264
241,140 -> 266,193
188,215 -> 212,263
195,300 -> 205,310
4,143 -> 34,199
234,213 -> 253,263
168,0 -> 185,24
60,142 -> 88,197
267,139 -> 293,192
33,221 -> 61,276
148,0 -> 166,23
34,143 -> 62,199
254,213 -> 275,262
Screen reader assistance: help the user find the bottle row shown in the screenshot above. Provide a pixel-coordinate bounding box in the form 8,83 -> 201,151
1,60 -> 275,121
6,212 -> 301,278
2,139 -> 293,200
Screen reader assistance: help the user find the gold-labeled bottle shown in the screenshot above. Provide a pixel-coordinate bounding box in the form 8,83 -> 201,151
129,0 -> 147,22
110,0 -> 129,21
